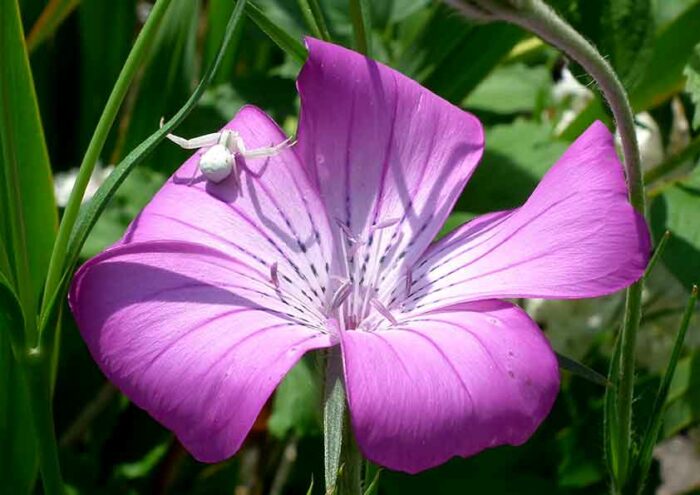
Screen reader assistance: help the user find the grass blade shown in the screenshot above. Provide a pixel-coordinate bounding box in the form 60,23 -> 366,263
40,0 -> 174,322
629,285 -> 698,493
349,0 -> 371,55
246,1 -> 308,64
58,0 -> 248,301
297,0 -> 331,41
26,0 -> 79,53
556,352 -> 610,387
0,0 -> 58,324
643,230 -> 671,280
363,465 -> 382,495
604,328 -> 623,486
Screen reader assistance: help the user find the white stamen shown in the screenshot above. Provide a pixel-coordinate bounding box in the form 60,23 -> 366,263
370,297 -> 398,326
370,217 -> 401,233
329,280 -> 352,311
335,218 -> 360,243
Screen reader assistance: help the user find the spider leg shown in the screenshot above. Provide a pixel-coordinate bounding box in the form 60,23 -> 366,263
239,136 -> 296,158
166,132 -> 222,150
187,164 -> 199,186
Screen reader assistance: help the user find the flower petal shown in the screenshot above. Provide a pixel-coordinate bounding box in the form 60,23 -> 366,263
297,38 -> 484,292
69,240 -> 334,462
399,122 -> 650,313
123,105 -> 335,317
341,300 -> 559,473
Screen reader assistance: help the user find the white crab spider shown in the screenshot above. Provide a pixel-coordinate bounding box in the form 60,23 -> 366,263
162,120 -> 294,183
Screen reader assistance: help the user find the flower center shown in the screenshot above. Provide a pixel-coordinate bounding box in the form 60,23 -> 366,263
325,219 -> 405,332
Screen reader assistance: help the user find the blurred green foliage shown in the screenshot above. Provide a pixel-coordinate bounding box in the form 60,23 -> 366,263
1,0 -> 699,493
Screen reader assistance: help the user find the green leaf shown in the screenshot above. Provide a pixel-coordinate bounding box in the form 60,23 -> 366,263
555,0 -> 655,92
246,1 -> 308,64
363,466 -> 382,495
643,230 -> 671,280
0,0 -> 58,312
204,0 -> 245,85
116,0 -> 200,156
633,0 -> 700,110
0,2 -> 56,490
604,329 -> 623,485
457,119 -> 569,213
663,349 -> 700,437
77,0 -> 136,153
26,0 -> 79,53
650,167 -> 700,290
630,286 -> 698,493
297,0 -> 331,42
114,442 -> 169,480
684,42 -> 700,130
268,357 -> 321,439
397,4 -> 524,103
559,0 -> 700,140
349,0 -> 371,55
368,0 -> 430,28
556,352 -> 610,387
463,62 -> 551,114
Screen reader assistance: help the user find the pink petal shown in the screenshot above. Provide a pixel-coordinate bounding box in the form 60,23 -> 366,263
297,38 -> 484,295
341,300 -> 559,473
69,241 -> 334,462
400,122 -> 650,313
123,105 -> 335,314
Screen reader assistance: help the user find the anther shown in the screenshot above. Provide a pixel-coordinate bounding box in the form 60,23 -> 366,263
335,218 -> 360,244
370,217 -> 401,234
330,279 -> 352,310
270,262 -> 279,288
370,297 -> 398,326
405,269 -> 413,296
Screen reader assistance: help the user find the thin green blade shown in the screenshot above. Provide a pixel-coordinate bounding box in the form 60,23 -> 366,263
629,285 -> 698,493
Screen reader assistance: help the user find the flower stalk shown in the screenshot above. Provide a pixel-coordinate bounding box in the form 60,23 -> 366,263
448,0 -> 646,490
21,349 -> 64,495
323,346 -> 362,495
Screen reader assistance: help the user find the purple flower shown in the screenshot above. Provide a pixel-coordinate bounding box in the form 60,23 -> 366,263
69,39 -> 650,473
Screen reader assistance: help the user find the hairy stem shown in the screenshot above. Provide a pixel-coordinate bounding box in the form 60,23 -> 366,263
323,346 -> 362,495
450,0 -> 646,489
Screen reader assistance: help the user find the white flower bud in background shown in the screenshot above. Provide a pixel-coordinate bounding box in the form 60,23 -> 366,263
137,1 -> 153,24
53,162 -> 113,208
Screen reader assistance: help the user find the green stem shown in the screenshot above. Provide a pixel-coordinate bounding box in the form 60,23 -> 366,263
349,0 -> 371,56
40,0 -> 173,320
245,2 -> 308,64
453,0 -> 646,489
21,349 -> 64,495
323,347 -> 345,492
323,345 -> 362,495
297,0 -> 331,41
338,420 -> 362,495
